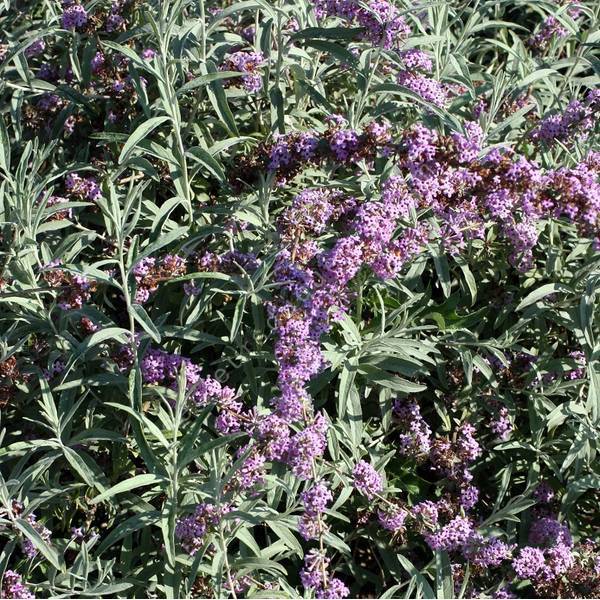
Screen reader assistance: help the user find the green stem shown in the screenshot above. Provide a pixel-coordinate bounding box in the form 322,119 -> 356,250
199,0 -> 206,62
355,278 -> 363,326
219,527 -> 238,599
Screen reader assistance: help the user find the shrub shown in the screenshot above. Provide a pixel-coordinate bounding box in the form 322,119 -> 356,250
0,0 -> 599,598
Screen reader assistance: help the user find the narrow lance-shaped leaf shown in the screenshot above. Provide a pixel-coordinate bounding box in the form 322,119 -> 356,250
119,116 -> 171,165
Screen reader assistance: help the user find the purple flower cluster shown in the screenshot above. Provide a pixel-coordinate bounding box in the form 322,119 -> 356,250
528,15 -> 569,51
490,406 -> 512,440
25,39 -> 45,58
401,123 -> 486,255
142,48 -> 156,60
231,445 -> 266,489
105,1 -> 126,33
394,48 -> 448,108
268,132 -> 320,174
426,423 -> 481,493
375,490 -> 515,569
132,254 -> 187,303
534,482 -> 555,504
300,549 -> 349,599
566,350 -> 586,379
278,188 -> 351,243
269,302 -> 325,421
463,534 -> 514,567
43,358 -> 66,381
299,480 -> 333,540
352,460 -> 383,499
370,224 -> 429,279
528,517 -> 572,548
38,91 -> 66,116
61,2 -> 88,30
140,348 -> 240,432
42,264 -> 96,311
399,49 -> 433,72
264,174 -> 431,491
138,347 -> 288,499
65,173 -> 101,201
542,152 -> 600,249
348,176 -> 427,280
90,52 -> 106,75
325,118 -> 392,164
319,235 -> 363,284
394,399 -> 432,458
411,499 -> 442,529
398,121 -> 600,267
0,571 -> 34,599
397,71 -> 448,108
195,249 -> 259,276
354,177 -> 413,248
512,544 -> 574,582
61,274 -> 94,310
456,422 -> 482,462
493,586 -> 518,599
232,119 -> 393,188
372,411 -> 488,552
221,51 -> 265,92
531,90 -> 599,146
251,413 -> 290,461
512,516 -> 575,586
285,413 -> 329,479
459,485 -> 480,511
175,503 -> 230,555
314,0 -> 410,49
377,504 -> 409,533
140,347 -> 202,386
21,514 -> 52,559
424,516 -> 474,552
512,546 -> 548,579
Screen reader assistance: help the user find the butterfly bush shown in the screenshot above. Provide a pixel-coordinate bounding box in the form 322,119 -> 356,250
0,0 -> 599,598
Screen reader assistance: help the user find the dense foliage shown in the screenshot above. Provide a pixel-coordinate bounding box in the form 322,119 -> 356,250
0,0 -> 599,598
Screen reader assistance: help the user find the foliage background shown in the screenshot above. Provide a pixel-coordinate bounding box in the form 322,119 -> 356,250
0,0 -> 599,598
